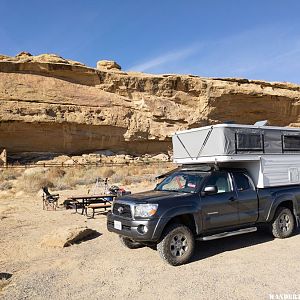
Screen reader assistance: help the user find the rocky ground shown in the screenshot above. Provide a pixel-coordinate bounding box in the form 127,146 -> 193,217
0,181 -> 299,300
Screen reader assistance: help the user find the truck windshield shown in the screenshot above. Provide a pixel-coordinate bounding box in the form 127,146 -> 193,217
155,172 -> 205,193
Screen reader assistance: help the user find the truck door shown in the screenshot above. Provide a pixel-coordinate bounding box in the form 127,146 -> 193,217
201,172 -> 239,231
231,172 -> 259,224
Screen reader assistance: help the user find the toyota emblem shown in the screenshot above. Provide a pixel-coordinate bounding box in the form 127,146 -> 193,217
118,206 -> 124,214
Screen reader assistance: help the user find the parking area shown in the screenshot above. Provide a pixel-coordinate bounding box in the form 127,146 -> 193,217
0,191 -> 299,300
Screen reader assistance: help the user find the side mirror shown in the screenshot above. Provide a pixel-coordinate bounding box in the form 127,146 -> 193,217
202,185 -> 218,196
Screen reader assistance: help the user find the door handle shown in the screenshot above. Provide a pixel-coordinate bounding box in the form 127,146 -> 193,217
229,196 -> 236,201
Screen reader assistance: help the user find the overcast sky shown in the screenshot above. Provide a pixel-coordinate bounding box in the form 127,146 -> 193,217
1,0 -> 300,83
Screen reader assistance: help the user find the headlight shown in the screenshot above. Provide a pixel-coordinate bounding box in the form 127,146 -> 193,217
134,204 -> 158,218
111,199 -> 116,210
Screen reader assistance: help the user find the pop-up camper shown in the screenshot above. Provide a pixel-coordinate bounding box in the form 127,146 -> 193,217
172,123 -> 300,188
108,121 -> 300,266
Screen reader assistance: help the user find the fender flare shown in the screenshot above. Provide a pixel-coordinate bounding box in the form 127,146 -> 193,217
151,205 -> 199,240
266,193 -> 298,223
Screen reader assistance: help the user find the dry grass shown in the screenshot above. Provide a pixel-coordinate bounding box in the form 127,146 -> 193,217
2,163 -> 173,193
0,181 -> 13,191
0,169 -> 23,191
0,169 -> 22,181
17,168 -> 53,193
110,164 -> 173,186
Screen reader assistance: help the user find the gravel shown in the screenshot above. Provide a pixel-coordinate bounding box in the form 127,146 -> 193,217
1,188 -> 300,299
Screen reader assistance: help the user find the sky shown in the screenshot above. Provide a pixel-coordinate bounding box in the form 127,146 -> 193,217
1,0 -> 300,83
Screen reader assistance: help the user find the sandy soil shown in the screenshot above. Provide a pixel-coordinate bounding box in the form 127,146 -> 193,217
0,185 -> 300,300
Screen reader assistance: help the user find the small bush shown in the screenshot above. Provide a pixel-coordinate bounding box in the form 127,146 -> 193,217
100,167 -> 115,178
0,181 -> 13,191
18,173 -> 53,193
48,167 -> 66,179
111,173 -> 123,184
48,166 -> 112,190
0,169 -> 22,181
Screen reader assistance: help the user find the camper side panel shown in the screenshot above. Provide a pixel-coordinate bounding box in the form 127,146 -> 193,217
172,127 -> 226,163
172,128 -> 211,161
261,156 -> 300,187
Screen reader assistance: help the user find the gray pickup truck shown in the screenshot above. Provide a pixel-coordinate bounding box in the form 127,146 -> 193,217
107,165 -> 300,266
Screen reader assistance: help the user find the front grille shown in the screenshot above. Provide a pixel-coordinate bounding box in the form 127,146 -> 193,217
113,203 -> 132,218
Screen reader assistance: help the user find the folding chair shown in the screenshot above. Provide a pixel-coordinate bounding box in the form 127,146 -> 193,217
42,186 -> 59,210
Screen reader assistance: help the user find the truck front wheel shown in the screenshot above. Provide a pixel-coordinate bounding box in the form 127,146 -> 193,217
271,207 -> 295,238
157,223 -> 195,266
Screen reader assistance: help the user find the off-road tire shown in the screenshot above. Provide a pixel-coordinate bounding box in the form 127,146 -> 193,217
157,223 -> 195,266
119,236 -> 144,249
271,207 -> 295,238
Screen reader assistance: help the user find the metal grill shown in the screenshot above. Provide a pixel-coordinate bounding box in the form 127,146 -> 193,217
113,203 -> 132,218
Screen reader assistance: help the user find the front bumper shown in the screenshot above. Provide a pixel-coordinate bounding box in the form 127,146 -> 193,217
107,211 -> 160,242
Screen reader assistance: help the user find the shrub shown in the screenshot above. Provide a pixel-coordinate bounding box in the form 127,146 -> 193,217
0,169 -> 22,181
0,181 -> 13,191
111,173 -> 123,184
18,172 -> 53,193
48,166 -> 114,190
47,167 -> 66,179
100,167 -> 115,178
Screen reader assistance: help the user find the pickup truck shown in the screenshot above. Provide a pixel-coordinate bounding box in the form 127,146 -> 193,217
107,165 -> 300,266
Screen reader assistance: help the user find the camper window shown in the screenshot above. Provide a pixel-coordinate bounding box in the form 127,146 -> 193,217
283,135 -> 300,151
236,132 -> 263,152
232,173 -> 254,191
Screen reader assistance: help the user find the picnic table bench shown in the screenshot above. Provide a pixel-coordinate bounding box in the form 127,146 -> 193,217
68,194 -> 117,217
85,202 -> 112,218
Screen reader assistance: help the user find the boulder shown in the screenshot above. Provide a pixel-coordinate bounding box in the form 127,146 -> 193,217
63,159 -> 75,165
0,54 -> 12,61
94,150 -> 115,157
0,149 -> 6,166
151,153 -> 169,161
52,155 -> 71,163
16,51 -> 33,57
34,53 -> 68,64
40,226 -> 97,248
23,167 -> 47,177
96,60 -> 121,71
111,156 -> 126,164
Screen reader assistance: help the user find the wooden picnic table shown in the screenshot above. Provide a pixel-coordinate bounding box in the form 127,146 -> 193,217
68,194 -> 117,215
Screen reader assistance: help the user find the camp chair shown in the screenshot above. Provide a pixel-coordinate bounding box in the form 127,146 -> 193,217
42,186 -> 59,210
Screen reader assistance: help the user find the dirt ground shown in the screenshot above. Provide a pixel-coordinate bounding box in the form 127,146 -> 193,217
0,184 -> 300,300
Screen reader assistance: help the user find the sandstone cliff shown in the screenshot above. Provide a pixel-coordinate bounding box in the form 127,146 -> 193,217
1,52 -> 300,158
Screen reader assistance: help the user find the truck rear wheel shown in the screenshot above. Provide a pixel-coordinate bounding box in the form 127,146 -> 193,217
119,236 -> 144,249
271,207 -> 295,238
157,223 -> 195,266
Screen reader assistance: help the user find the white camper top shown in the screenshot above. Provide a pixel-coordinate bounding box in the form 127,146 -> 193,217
172,123 -> 300,188
175,123 -> 300,135
172,123 -> 300,165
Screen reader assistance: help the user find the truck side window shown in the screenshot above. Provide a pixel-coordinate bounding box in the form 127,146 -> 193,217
232,173 -> 254,191
204,173 -> 231,194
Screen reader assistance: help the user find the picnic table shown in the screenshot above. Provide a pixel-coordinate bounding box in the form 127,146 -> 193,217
68,194 -> 117,217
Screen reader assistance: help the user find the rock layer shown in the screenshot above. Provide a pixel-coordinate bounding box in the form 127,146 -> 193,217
1,53 -> 300,157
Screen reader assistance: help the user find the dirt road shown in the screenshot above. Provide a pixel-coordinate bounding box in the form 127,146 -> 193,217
0,188 -> 299,299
